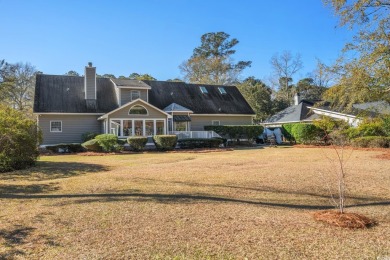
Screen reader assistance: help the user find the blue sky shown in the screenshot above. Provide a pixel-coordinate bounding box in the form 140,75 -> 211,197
0,0 -> 353,83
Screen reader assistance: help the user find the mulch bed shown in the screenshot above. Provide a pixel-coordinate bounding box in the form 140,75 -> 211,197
75,148 -> 235,156
313,210 -> 376,229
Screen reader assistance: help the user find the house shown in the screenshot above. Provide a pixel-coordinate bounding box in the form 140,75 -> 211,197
264,93 -> 390,128
307,101 -> 390,127
263,93 -> 320,127
34,63 -> 255,145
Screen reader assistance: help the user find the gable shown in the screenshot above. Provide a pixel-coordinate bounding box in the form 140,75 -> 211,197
102,99 -> 169,119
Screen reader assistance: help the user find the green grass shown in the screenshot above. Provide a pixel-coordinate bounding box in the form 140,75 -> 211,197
0,147 -> 389,259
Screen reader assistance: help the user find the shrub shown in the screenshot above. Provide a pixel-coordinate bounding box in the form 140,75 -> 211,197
81,139 -> 102,152
95,134 -> 118,152
153,135 -> 177,151
382,116 -> 390,136
204,125 -> 263,141
81,132 -> 99,142
0,106 -> 42,172
46,143 -> 84,153
357,119 -> 385,137
351,136 -> 390,148
178,138 -> 223,149
290,123 -> 323,144
281,124 -> 295,142
127,136 -> 148,152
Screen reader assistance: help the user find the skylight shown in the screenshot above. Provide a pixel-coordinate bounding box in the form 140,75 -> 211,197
218,87 -> 227,94
200,86 -> 208,94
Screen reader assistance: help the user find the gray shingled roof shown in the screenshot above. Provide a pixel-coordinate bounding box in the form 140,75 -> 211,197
265,100 -> 318,124
163,103 -> 193,112
34,75 -> 255,115
145,81 -> 255,114
111,79 -> 151,89
34,74 -> 118,113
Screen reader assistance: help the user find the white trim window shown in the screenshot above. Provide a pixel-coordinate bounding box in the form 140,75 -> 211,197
131,90 -> 141,101
50,121 -> 62,132
212,120 -> 220,126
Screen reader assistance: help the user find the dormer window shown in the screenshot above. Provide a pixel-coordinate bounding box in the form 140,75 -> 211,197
200,86 -> 208,94
131,90 -> 141,101
218,87 -> 227,94
129,105 -> 148,115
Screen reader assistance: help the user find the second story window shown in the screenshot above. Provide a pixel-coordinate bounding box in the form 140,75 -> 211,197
131,90 -> 141,101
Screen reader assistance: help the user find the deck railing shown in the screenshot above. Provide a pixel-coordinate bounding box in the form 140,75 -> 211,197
169,131 -> 221,140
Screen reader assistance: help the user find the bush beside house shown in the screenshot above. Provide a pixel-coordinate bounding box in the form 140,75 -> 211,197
127,136 -> 148,152
153,135 -> 178,151
282,123 -> 323,144
0,106 -> 42,172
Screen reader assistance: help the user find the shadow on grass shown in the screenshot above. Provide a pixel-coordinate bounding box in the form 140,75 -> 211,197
132,178 -> 387,203
0,225 -> 35,259
0,225 -> 59,259
1,192 -> 389,210
0,183 -> 60,194
0,161 -> 110,181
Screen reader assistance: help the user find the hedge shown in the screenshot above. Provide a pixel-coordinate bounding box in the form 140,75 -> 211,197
282,123 -> 323,144
204,125 -> 263,141
81,139 -> 102,152
0,106 -> 42,172
95,134 -> 118,152
351,136 -> 390,148
178,138 -> 223,149
153,135 -> 177,151
46,144 -> 84,153
127,136 -> 148,151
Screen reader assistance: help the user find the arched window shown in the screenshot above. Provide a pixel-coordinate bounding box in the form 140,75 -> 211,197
129,105 -> 148,115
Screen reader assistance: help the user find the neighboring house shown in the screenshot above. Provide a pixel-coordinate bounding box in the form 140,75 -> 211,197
263,93 -> 320,127
34,63 -> 255,145
308,101 -> 390,127
264,93 -> 390,128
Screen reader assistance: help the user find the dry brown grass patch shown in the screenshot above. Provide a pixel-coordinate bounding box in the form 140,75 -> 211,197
313,210 -> 376,229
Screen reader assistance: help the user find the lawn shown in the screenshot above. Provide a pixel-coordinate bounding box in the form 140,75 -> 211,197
0,147 -> 389,259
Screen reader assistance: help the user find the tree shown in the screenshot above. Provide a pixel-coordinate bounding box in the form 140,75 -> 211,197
296,78 -> 326,101
270,51 -> 303,104
128,73 -> 156,81
310,59 -> 333,89
65,70 -> 80,76
0,62 -> 37,114
180,32 -> 251,85
237,77 -> 272,122
102,74 -> 116,79
166,78 -> 184,82
323,0 -> 390,109
0,105 -> 41,172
